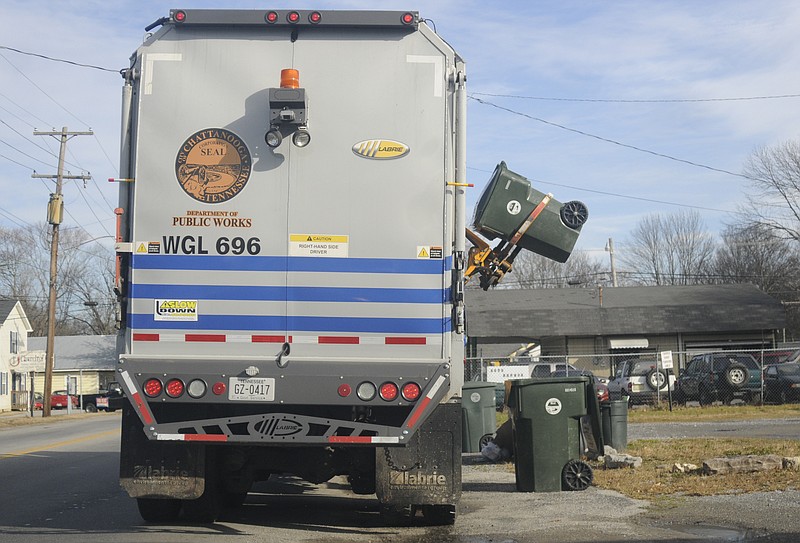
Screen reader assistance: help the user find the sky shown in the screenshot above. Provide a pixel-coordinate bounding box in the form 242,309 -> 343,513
2,0 -> 800,269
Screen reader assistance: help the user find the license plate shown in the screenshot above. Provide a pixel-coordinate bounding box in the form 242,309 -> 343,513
228,377 -> 275,401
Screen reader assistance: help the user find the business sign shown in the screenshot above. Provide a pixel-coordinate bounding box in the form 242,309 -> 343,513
10,351 -> 47,372
486,365 -> 531,383
660,351 -> 674,370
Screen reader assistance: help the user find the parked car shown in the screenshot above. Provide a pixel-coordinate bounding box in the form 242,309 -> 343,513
764,363 -> 800,404
674,353 -> 761,405
607,358 -> 675,405
33,392 -> 43,410
51,390 -> 79,409
549,369 -> 609,402
529,362 -> 581,378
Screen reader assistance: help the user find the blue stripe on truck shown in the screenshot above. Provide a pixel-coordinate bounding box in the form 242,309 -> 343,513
130,313 -> 452,334
132,254 -> 452,274
131,284 -> 449,304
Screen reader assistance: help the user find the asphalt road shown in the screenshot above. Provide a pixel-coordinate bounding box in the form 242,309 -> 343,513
2,414 -> 800,542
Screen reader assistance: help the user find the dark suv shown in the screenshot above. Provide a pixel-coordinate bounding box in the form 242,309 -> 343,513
675,353 -> 761,405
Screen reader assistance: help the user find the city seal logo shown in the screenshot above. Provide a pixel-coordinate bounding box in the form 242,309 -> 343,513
175,128 -> 252,204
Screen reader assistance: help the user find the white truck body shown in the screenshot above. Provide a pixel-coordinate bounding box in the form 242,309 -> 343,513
116,9 -> 466,524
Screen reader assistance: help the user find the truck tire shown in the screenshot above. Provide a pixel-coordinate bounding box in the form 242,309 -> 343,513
724,363 -> 748,389
646,369 -> 667,391
84,403 -> 97,413
137,498 -> 181,522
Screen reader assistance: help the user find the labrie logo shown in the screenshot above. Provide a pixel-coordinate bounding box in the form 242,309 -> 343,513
352,139 -> 410,160
254,417 -> 305,437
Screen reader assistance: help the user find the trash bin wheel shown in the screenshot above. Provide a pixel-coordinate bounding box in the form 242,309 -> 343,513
562,459 -> 593,491
479,433 -> 494,449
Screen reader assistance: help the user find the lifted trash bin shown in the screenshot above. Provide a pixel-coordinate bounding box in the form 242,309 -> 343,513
461,381 -> 498,452
600,399 -> 628,452
508,376 -> 602,492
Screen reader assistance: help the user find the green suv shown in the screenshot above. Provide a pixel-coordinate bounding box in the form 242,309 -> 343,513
675,353 -> 761,405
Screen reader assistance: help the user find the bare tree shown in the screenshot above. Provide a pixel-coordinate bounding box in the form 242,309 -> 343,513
742,139 -> 800,241
0,223 -> 115,336
620,210 -> 716,285
504,250 -> 608,289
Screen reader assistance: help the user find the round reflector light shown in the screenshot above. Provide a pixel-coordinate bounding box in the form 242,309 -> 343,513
401,382 -> 421,402
143,378 -> 162,397
309,12 -> 322,24
287,11 -> 300,23
338,383 -> 352,397
187,379 -> 207,398
174,10 -> 187,23
356,381 -> 376,401
401,12 -> 414,25
265,11 -> 278,24
212,382 -> 226,395
165,378 -> 185,398
379,382 -> 399,401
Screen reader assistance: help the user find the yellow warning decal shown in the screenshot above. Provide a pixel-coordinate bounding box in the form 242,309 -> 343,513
417,245 -> 443,259
136,243 -> 148,253
290,234 -> 349,243
418,247 -> 429,258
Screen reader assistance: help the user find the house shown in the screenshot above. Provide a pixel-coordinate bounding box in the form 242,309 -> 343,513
0,300 -> 33,412
465,284 -> 786,373
27,335 -> 118,400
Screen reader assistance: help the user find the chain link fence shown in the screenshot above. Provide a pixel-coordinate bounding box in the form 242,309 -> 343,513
466,347 -> 800,407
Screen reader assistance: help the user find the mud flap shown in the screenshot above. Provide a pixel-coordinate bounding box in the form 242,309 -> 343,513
375,401 -> 461,506
119,404 -> 206,499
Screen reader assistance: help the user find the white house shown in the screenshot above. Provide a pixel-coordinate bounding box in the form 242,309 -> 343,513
0,300 -> 33,412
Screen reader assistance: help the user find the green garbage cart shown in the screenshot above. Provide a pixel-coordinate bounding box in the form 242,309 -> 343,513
461,381 -> 498,453
600,399 -> 628,452
508,376 -> 603,492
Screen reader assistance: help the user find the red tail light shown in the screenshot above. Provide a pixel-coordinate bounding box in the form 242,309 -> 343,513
143,378 -> 163,397
165,378 -> 185,398
265,11 -> 278,24
309,12 -> 322,24
287,11 -> 300,23
379,382 -> 399,401
401,12 -> 414,25
212,382 -> 226,395
338,384 -> 352,397
174,10 -> 187,23
401,382 -> 421,401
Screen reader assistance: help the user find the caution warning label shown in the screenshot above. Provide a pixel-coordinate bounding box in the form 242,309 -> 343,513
289,234 -> 349,257
417,246 -> 443,259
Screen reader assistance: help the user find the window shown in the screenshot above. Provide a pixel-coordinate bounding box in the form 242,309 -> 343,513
9,331 -> 18,354
0,372 -> 7,395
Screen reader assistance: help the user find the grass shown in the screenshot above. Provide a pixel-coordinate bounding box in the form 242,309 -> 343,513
0,411 -> 115,429
627,403 -> 800,423
592,437 -> 800,499
495,403 -> 800,499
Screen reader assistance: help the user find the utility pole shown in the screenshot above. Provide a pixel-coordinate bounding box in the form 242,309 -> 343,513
32,126 -> 93,417
605,237 -> 618,287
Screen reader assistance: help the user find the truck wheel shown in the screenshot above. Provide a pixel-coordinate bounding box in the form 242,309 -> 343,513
562,459 -> 593,491
137,498 -> 181,522
421,504 -> 456,525
84,403 -> 98,413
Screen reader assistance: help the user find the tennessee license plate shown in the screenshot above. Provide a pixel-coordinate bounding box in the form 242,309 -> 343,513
228,377 -> 275,401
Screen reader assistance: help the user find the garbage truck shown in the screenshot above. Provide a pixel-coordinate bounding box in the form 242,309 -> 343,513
113,8 -> 587,525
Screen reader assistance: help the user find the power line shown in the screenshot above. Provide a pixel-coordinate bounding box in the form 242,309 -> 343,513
0,151 -> 35,170
469,96 -> 754,181
0,45 -> 119,73
0,91 -> 52,127
470,91 -> 800,103
0,52 -> 90,128
0,119 -> 84,170
0,137 -> 57,168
